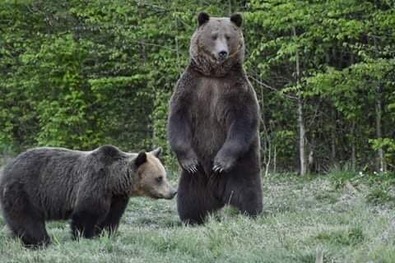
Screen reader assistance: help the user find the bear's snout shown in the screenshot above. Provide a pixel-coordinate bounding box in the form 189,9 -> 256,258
213,39 -> 229,62
152,186 -> 177,200
218,50 -> 228,60
166,187 -> 177,199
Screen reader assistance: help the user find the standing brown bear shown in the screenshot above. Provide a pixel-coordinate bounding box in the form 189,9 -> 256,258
0,145 -> 176,248
168,12 -> 263,224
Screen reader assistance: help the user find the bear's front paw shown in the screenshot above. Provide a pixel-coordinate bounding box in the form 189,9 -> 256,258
180,158 -> 200,174
213,154 -> 235,174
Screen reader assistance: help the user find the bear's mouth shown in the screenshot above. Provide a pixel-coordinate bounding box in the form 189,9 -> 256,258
213,53 -> 228,63
201,49 -> 226,64
150,191 -> 177,200
217,57 -> 227,63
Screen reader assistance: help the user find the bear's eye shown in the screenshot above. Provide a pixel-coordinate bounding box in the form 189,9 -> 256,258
155,176 -> 163,183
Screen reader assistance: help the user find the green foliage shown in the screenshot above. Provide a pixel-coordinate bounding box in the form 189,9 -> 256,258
327,167 -> 395,207
370,137 -> 395,168
0,0 -> 394,173
328,168 -> 358,189
246,0 -> 395,172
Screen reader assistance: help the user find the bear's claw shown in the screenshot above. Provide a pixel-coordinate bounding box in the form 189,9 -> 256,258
212,164 -> 224,173
181,160 -> 199,174
188,165 -> 198,174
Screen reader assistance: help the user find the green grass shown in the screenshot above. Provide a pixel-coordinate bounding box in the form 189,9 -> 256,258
0,173 -> 394,263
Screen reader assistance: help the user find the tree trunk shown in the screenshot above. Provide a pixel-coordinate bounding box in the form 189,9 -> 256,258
273,145 -> 277,175
373,36 -> 386,172
293,26 -> 307,176
351,121 -> 356,171
298,96 -> 307,175
258,77 -> 271,176
330,108 -> 336,166
376,85 -> 385,172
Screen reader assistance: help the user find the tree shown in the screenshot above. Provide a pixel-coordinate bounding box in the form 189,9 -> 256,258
0,0 -> 394,173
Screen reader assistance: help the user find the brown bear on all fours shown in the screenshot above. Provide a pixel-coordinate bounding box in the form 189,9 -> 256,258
0,145 -> 177,248
168,12 -> 263,225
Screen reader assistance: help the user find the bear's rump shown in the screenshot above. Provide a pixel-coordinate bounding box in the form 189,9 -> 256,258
2,149 -> 83,220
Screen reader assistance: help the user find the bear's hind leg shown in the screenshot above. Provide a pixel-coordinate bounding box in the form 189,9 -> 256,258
224,171 -> 263,217
177,171 -> 223,225
14,219 -> 50,248
2,186 -> 50,248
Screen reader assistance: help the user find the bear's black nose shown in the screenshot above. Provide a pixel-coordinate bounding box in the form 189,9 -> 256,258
218,51 -> 228,59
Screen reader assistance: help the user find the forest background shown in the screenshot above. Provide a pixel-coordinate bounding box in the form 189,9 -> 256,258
1,0 -> 394,175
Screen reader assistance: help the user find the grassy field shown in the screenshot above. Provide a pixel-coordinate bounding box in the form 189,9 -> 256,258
0,171 -> 394,263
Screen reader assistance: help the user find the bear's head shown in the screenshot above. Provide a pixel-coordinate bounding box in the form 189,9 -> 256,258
189,12 -> 245,76
132,147 -> 177,200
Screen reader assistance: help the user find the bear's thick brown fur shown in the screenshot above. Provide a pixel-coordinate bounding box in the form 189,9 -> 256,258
168,12 -> 263,224
0,145 -> 176,247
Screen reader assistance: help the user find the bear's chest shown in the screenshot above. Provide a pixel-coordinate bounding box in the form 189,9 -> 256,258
192,78 -> 228,119
190,78 -> 229,157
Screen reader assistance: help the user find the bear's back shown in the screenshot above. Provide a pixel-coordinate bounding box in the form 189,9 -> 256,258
0,147 -> 90,219
1,147 -> 85,183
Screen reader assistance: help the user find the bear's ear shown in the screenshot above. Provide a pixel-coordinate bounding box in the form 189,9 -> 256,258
230,13 -> 243,27
150,147 -> 162,158
198,12 -> 210,27
134,151 -> 147,168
